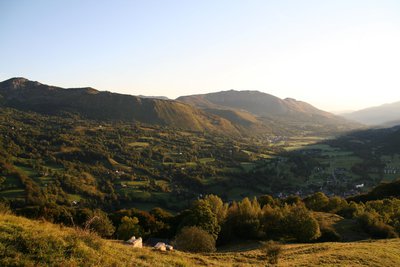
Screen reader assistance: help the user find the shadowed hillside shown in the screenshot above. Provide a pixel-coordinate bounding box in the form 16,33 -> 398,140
0,78 -> 239,134
0,78 -> 361,136
348,180 -> 400,202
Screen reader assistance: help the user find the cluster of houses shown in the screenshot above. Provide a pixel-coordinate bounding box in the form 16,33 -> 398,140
278,166 -> 370,198
266,136 -> 288,144
384,167 -> 399,175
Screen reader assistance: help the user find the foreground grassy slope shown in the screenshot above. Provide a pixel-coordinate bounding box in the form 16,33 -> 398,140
1,213 -> 399,266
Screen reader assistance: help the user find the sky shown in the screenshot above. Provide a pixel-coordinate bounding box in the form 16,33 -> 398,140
1,0 -> 400,112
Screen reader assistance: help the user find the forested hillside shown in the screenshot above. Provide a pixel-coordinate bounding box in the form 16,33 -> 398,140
0,78 -> 360,136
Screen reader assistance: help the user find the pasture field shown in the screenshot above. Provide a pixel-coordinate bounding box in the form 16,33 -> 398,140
1,213 -> 399,267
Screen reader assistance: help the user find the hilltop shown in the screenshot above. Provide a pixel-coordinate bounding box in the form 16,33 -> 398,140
1,212 -> 399,266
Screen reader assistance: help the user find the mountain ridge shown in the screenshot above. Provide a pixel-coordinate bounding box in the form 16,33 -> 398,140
0,78 -> 239,134
343,101 -> 400,126
0,78 -> 360,135
177,89 -> 334,117
177,89 -> 359,134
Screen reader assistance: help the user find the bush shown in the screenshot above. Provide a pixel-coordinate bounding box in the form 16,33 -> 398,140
316,220 -> 341,242
0,202 -> 12,215
174,226 -> 216,253
337,201 -> 364,218
317,227 -> 341,242
285,205 -> 321,242
304,192 -> 329,212
258,195 -> 276,208
369,222 -> 398,239
116,216 -> 141,240
179,200 -> 220,240
260,204 -> 289,239
82,209 -> 115,238
223,198 -> 262,240
325,197 -> 347,213
261,241 -> 282,265
357,212 -> 398,239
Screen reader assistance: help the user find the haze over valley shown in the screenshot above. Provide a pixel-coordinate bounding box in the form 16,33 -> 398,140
1,1 -> 400,266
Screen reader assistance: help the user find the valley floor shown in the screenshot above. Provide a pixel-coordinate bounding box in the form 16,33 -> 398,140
1,213 -> 399,266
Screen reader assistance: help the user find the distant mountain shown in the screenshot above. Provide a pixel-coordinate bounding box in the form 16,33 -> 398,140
177,90 -> 359,134
343,101 -> 400,126
0,78 -> 239,134
382,119 -> 400,127
178,90 -> 326,116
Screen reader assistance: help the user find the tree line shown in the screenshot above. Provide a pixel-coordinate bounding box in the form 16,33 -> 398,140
5,191 -> 399,252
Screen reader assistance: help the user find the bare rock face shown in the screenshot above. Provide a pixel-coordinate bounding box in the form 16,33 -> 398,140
154,242 -> 167,251
153,242 -> 173,251
126,236 -> 142,248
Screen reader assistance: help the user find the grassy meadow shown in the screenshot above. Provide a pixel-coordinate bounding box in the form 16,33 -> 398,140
1,213 -> 399,267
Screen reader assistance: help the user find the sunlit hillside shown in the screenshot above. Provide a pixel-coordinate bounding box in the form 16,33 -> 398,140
1,213 -> 399,267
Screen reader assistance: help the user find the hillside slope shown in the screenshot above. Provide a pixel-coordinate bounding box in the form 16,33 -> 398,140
177,90 -> 360,134
343,101 -> 400,125
348,179 -> 400,202
0,78 -> 361,136
0,78 -> 239,134
1,213 -> 400,266
178,90 -> 332,117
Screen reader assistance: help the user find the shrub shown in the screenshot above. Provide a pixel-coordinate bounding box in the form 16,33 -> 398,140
83,209 -> 115,238
285,205 -> 321,242
0,202 -> 12,215
325,196 -> 347,213
174,226 -> 216,253
202,194 -> 228,225
337,201 -> 364,218
261,241 -> 282,265
258,195 -> 276,208
179,200 -> 220,240
357,212 -> 398,239
304,192 -> 329,212
223,198 -> 262,240
116,216 -> 141,240
283,195 -> 302,205
317,227 -> 341,242
260,204 -> 289,239
369,222 -> 398,239
316,220 -> 341,242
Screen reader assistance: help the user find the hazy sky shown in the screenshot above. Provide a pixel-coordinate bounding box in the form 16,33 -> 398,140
1,0 -> 400,112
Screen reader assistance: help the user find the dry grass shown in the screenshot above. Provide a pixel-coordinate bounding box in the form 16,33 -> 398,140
1,213 -> 399,266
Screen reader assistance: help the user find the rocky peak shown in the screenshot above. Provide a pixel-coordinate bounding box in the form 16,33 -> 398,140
1,77 -> 41,90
